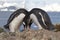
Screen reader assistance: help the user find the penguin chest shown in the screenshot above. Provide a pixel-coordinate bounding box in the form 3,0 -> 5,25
9,13 -> 25,27
30,14 -> 42,28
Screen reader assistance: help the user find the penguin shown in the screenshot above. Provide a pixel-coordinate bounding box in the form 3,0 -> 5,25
29,8 -> 56,31
23,12 -> 31,30
4,8 -> 28,32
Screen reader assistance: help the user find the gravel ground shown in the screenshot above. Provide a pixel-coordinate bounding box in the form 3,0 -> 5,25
0,29 -> 60,40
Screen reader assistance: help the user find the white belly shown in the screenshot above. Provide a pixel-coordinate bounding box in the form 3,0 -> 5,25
30,14 -> 43,29
9,13 -> 25,32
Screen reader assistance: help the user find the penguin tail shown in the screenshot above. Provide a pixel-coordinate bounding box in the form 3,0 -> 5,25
4,24 -> 9,30
48,25 -> 58,32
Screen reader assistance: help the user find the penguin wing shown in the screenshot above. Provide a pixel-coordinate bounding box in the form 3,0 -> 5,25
7,12 -> 18,24
4,12 -> 17,29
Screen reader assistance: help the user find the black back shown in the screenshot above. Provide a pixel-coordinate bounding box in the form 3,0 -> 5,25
29,8 -> 54,30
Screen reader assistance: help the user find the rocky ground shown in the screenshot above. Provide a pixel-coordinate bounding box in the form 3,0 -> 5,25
0,29 -> 60,40
0,24 -> 60,40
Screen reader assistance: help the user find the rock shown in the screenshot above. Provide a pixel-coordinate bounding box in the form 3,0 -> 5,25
0,29 -> 60,40
0,27 -> 5,33
55,24 -> 60,31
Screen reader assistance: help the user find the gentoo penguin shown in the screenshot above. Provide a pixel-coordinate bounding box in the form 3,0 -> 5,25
4,8 -> 29,32
29,8 -> 56,31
